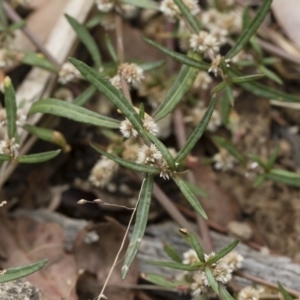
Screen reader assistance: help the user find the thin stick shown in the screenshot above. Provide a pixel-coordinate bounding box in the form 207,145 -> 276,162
97,178 -> 146,300
115,14 -> 132,103
3,1 -> 59,67
0,135 -> 37,190
173,108 -> 213,253
236,271 -> 300,297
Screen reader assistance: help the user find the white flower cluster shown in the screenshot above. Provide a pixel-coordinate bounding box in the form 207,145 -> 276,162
136,143 -> 175,180
89,156 -> 119,188
238,286 -> 264,300
95,0 -> 137,22
182,249 -> 243,297
58,62 -> 81,85
184,101 -> 221,132
120,114 -> 159,139
213,149 -> 236,171
0,137 -> 19,158
0,108 -> 26,128
110,63 -> 144,90
201,8 -> 242,35
189,31 -> 220,58
160,0 -> 200,20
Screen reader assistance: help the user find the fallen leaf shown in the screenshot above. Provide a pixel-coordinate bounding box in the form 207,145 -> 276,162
272,1 -> 300,47
74,217 -> 139,300
16,0 -> 69,51
192,165 -> 241,227
0,215 -> 78,299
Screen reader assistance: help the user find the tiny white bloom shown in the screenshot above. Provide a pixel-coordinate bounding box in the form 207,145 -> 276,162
223,251 -> 244,270
58,62 -> 81,84
192,71 -> 212,91
118,63 -> 144,88
190,272 -> 207,297
89,156 -> 119,188
136,144 -> 162,165
143,115 -> 159,136
0,138 -> 19,158
160,0 -> 200,20
109,75 -> 122,90
189,31 -> 209,53
208,54 -> 223,77
95,0 -> 114,12
238,286 -> 263,300
182,249 -> 200,265
120,118 -> 138,139
213,150 -> 236,171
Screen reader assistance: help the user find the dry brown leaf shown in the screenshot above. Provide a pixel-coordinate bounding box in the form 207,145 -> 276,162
16,0 -> 69,51
0,216 -> 78,300
272,1 -> 300,47
74,217 -> 139,300
192,165 -> 241,227
99,22 -> 166,62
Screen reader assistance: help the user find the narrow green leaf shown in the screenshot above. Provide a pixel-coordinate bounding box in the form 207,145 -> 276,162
204,266 -> 219,294
219,284 -> 236,300
147,260 -> 202,271
29,99 -> 120,129
73,85 -> 97,106
122,0 -> 158,9
229,69 -> 300,103
212,81 -> 227,94
266,145 -> 279,169
179,229 -> 205,262
20,51 -> 58,72
90,143 -> 160,174
174,177 -> 207,219
277,282 -> 294,300
139,60 -> 165,72
262,57 -> 279,65
175,95 -> 217,163
164,244 -> 182,263
0,154 -> 11,162
4,77 -> 17,139
207,240 -> 239,265
65,14 -> 102,68
122,175 -> 154,279
250,37 -> 263,59
226,0 -> 272,59
0,1 -> 7,26
258,65 -> 283,85
0,259 -> 48,284
24,125 -> 70,151
105,34 -> 118,63
242,6 -> 251,30
253,174 -> 265,188
86,13 -> 105,29
266,169 -> 300,188
221,85 -> 232,125
153,56 -> 199,121
230,74 -> 265,84
143,38 -> 209,71
182,180 -> 208,198
8,20 -> 26,31
214,136 -> 246,164
173,0 -> 201,32
248,154 -> 267,169
147,132 -> 176,170
17,150 -> 61,164
142,273 -> 186,289
69,58 -> 150,143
